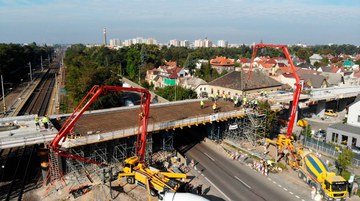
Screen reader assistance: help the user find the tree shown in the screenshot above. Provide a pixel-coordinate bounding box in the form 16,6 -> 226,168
337,148 -> 354,174
183,54 -> 196,75
257,100 -> 277,137
155,86 -> 197,101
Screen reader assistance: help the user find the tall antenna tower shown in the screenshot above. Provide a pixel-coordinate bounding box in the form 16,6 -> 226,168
103,27 -> 107,46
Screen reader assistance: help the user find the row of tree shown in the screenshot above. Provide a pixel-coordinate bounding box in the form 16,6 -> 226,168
0,43 -> 54,85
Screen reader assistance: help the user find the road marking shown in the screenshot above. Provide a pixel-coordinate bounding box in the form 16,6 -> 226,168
204,153 -> 215,161
268,178 -> 272,181
204,177 -> 231,201
278,184 -> 282,188
283,188 -> 288,191
302,199 -> 305,201
295,195 -> 300,199
234,176 -> 251,189
289,192 -> 294,195
273,181 -> 276,184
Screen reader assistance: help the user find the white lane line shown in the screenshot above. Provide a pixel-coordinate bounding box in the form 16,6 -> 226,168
273,181 -> 276,184
278,184 -> 282,188
234,176 -> 251,189
283,188 -> 288,191
295,195 -> 300,199
204,153 -> 215,161
204,177 -> 231,201
268,178 -> 272,181
289,192 -> 294,195
302,199 -> 305,201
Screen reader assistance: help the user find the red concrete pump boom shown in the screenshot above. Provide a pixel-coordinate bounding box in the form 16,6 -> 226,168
249,44 -> 302,139
49,85 -> 151,164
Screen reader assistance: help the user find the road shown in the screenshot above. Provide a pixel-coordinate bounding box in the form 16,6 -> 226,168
185,142 -> 297,201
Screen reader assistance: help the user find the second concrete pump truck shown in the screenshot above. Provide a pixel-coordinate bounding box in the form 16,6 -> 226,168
47,85 -> 186,201
249,44 -> 347,200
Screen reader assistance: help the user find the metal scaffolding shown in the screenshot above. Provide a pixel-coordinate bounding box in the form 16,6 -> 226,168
223,112 -> 266,146
63,134 -> 153,174
162,130 -> 174,151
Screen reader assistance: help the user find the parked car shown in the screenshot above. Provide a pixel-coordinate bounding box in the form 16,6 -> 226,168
324,109 -> 337,117
314,129 -> 326,138
351,146 -> 360,154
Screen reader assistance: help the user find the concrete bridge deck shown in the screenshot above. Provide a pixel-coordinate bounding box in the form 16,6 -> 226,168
0,99 -> 245,149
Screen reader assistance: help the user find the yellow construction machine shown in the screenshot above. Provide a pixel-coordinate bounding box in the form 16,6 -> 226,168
117,88 -> 187,200
250,44 -> 303,169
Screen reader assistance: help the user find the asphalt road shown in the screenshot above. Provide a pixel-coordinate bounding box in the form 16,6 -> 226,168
185,142 -> 297,201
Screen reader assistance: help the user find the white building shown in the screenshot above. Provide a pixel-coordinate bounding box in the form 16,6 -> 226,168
194,39 -> 204,48
194,39 -> 213,48
180,40 -> 190,47
109,38 -> 121,47
169,39 -> 180,47
123,37 -> 157,46
217,40 -> 228,48
327,95 -> 360,147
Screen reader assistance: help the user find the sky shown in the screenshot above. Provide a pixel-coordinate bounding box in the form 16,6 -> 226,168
0,0 -> 359,45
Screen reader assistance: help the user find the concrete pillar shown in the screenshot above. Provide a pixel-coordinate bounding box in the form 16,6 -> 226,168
338,99 -> 347,111
38,148 -> 49,185
316,100 -> 326,117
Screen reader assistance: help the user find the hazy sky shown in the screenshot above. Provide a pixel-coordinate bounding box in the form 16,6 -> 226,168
0,0 -> 359,45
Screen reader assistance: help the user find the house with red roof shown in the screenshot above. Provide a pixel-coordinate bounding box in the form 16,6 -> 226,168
145,62 -> 186,89
210,56 -> 235,74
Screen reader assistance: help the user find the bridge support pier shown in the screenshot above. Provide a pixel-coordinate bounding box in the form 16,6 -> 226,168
338,98 -> 347,111
316,100 -> 326,117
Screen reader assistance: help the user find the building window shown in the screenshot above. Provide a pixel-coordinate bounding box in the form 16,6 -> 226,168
358,115 -> 360,123
341,135 -> 348,145
331,133 -> 336,142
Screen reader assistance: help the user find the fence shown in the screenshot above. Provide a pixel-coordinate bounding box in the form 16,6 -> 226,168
303,135 -> 360,167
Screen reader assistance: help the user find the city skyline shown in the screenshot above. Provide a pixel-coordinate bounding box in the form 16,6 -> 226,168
0,0 -> 359,45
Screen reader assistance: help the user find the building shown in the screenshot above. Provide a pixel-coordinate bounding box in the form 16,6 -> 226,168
194,39 -> 213,48
217,40 -> 228,48
123,37 -> 157,46
327,95 -> 360,147
195,70 -> 282,99
169,39 -> 180,47
180,40 -> 190,48
109,38 -> 121,47
145,62 -> 186,89
309,54 -> 323,65
210,56 -> 235,74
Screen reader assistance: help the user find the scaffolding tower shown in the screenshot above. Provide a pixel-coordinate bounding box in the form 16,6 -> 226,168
224,111 -> 266,146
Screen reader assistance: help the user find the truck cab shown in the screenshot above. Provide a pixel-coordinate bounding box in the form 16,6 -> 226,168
321,175 -> 348,201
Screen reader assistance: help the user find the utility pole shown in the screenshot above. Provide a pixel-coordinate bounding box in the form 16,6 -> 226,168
1,75 -> 6,114
48,54 -> 50,67
28,62 -> 33,82
41,56 -> 44,71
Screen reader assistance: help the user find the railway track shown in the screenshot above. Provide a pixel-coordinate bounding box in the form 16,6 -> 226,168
17,67 -> 58,116
0,57 -> 60,200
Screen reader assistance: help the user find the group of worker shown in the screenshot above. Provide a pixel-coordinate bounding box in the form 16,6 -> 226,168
200,93 -> 259,112
35,114 -> 50,130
